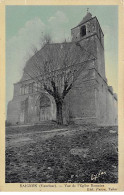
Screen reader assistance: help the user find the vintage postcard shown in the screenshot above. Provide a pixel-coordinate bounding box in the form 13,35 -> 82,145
0,0 -> 124,192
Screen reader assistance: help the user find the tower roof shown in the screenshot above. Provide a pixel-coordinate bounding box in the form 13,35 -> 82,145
78,12 -> 92,26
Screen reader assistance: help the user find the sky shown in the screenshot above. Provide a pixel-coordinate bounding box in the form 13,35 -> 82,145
6,5 -> 118,113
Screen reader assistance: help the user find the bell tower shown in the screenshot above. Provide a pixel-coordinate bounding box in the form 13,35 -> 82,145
71,11 -> 106,80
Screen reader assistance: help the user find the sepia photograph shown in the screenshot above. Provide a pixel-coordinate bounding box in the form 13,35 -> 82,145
5,5 -> 118,184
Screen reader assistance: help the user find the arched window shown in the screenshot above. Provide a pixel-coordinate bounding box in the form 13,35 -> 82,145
29,83 -> 33,94
21,86 -> 24,95
33,82 -> 37,92
25,85 -> 28,94
80,25 -> 86,37
20,86 -> 22,95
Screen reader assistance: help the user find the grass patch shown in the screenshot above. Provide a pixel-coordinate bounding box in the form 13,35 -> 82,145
6,125 -> 118,183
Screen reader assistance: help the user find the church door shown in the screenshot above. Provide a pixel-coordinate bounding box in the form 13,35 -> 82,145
35,93 -> 56,122
40,107 -> 51,121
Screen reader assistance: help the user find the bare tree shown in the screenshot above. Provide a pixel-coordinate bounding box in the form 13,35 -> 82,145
24,40 -> 96,124
43,33 -> 52,44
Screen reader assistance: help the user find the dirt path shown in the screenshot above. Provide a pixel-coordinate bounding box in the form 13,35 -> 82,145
6,128 -> 69,147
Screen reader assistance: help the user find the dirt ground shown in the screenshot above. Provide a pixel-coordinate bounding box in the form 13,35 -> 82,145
5,124 -> 118,183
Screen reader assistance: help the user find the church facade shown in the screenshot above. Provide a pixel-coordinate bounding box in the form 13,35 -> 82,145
7,12 -> 118,126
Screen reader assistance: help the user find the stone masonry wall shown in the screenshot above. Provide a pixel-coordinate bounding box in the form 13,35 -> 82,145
7,95 -> 28,124
79,35 -> 106,80
63,67 -> 97,125
95,71 -> 117,126
7,85 -> 57,125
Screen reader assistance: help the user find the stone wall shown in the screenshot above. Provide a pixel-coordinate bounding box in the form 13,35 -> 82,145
7,65 -> 117,126
63,67 -> 117,126
95,71 -> 118,126
7,91 -> 56,125
71,17 -> 103,43
79,34 -> 106,80
63,68 -> 97,125
7,95 -> 28,124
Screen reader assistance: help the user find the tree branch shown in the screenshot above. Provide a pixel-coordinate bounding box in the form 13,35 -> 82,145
43,84 -> 55,97
62,81 -> 73,99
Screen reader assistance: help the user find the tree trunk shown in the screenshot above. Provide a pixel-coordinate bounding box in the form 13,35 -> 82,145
56,101 -> 63,125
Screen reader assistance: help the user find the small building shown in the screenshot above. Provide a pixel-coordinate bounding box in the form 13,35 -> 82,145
7,11 -> 118,126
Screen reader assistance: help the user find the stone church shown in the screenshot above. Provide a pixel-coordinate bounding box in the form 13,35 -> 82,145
7,11 -> 118,126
